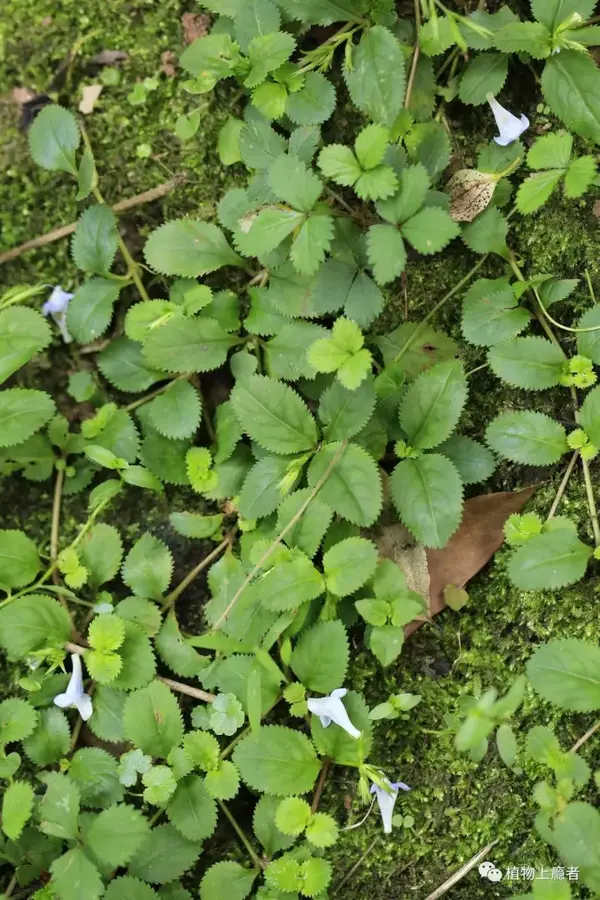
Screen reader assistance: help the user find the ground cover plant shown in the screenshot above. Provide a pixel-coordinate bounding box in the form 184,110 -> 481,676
3,1 -> 600,898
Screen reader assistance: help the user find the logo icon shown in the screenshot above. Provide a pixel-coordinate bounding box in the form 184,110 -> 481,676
479,861 -> 503,882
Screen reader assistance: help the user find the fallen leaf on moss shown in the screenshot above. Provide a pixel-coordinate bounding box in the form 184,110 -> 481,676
377,488 -> 535,636
181,12 -> 211,44
79,84 -> 103,115
446,169 -> 497,222
161,51 -> 177,78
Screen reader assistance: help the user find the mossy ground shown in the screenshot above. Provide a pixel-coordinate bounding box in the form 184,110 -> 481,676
2,2 -> 600,898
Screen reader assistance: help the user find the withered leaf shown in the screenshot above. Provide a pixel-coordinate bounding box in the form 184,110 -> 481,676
446,169 -> 497,222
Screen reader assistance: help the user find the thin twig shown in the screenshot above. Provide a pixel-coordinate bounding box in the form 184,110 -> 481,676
580,454 -> 600,546
0,176 -> 185,266
404,0 -> 422,109
50,467 -> 65,589
423,839 -> 499,900
547,451 -> 579,519
212,441 -> 348,630
125,373 -> 190,413
333,837 -> 381,894
570,718 -> 600,752
311,758 -> 331,813
163,532 -> 235,610
217,800 -> 265,870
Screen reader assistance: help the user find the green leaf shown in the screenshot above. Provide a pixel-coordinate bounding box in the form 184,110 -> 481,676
461,281 -> 530,346
318,378 -> 376,442
509,531 -> 592,590
550,802 -> 600,894
28,104 -> 80,174
564,155 -> 597,198
253,794 -> 296,855
144,220 -> 243,276
366,224 -> 406,285
369,624 -> 405,667
23,708 -> 70,766
290,620 -> 349,693
528,131 -> 573,170
76,147 -> 97,200
354,165 -> 398,201
50,848 -> 103,900
486,410 -> 568,464
98,336 -> 161,393
405,121 -> 452,179
147,381 -> 201,440
290,212 -> 334,276
376,321 -> 459,377
323,537 -> 378,597
307,441 -> 382,526
580,384 -> 600,447
268,153 -> 322,213
155,614 -> 207,678
496,723 -> 517,768
377,164 -> 430,225
459,52 -> 508,105
218,116 -> 244,165
462,205 -> 508,257
238,455 -> 292,519
276,796 -> 311,835
516,170 -> 564,214
122,532 -> 173,600
528,639 -> 600,711
1,781 -> 34,840
494,21 -> 551,57
0,529 -> 40,590
231,374 -> 317,454
0,388 -> 55,448
402,206 -> 459,254
179,32 -> 239,87
40,772 -> 79,839
111,621 -> 156,691
532,0 -> 596,30
69,746 -> 124,807
318,144 -> 361,186
143,316 -> 236,374
245,31 -> 296,89
344,26 -> 405,127
311,690 -> 371,766
258,554 -> 325,611
205,759 -> 240,799
115,598 -> 161,638
488,336 -> 565,389
169,512 -> 223,540
86,803 -> 150,867
391,454 -> 463,548
128,823 -> 200,884
233,725 -> 320,795
0,593 -> 71,660
166,775 -> 217,841
542,51 -> 600,143
355,123 -> 389,169
123,681 -> 183,758
88,613 -> 125,652
400,360 -> 467,450
0,697 -> 38,744
239,116 -> 286,170
71,205 -> 118,275
436,435 -> 496,485
199,861 -> 257,900
266,321 -> 329,380
289,125 -> 320,164
0,307 -> 51,385
277,489 -> 333,559
286,72 -> 336,126
103,877 -> 159,900
67,277 -> 121,343
88,686 -> 125,744
79,523 -> 123,588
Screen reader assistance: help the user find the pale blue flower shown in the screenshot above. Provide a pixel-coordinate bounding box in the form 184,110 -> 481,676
54,653 -> 93,721
370,779 -> 410,833
307,688 -> 361,739
486,94 -> 529,146
42,285 -> 74,343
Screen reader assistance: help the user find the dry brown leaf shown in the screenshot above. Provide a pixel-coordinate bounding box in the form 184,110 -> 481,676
79,84 -> 103,115
593,199 -> 600,219
161,51 -> 177,78
181,12 -> 211,45
11,87 -> 36,105
378,488 -> 534,637
89,50 -> 129,65
446,169 -> 497,222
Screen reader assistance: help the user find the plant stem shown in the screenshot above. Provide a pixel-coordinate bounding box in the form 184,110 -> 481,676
570,718 -> 600,752
465,362 -> 488,378
125,374 -> 190,412
423,839 -> 499,900
404,0 -> 421,110
581,453 -> 600,546
162,532 -> 235,610
4,875 -> 17,899
212,441 -> 348,630
547,451 -> 579,520
217,800 -> 265,870
50,467 -> 65,590
311,758 -> 331,813
333,837 -> 381,894
392,257 -> 488,364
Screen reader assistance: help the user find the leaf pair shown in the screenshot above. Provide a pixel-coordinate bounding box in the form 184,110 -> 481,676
517,131 -> 597,214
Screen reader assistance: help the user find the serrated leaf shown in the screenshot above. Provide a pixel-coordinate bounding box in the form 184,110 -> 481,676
542,51 -> 600,144
366,224 -> 406,285
551,802 -> 600,893
238,455 -> 292,519
318,378 -> 376,442
488,336 -> 564,389
291,620 -> 349,692
318,143 -> 361,186
354,165 -> 398,201
147,380 -> 201,439
97,336 -> 161,393
405,121 -> 452,179
486,410 -> 568,465
307,441 -> 382,526
231,374 -> 317,454
239,115 -> 286,170
0,529 -> 40,590
2,781 -> 34,840
0,593 -> 71,660
277,488 -> 333,559
155,614 -> 207,678
528,131 -> 573,170
289,125 -> 320,164
144,220 -> 243,276
103,876 -> 159,900
532,0 -> 596,30
128,823 -> 200,884
79,523 -> 123,587
527,639 -> 600,711
28,104 -> 80,174
376,163 -> 430,224
580,385 -> 600,447
0,306 -> 52,385
496,723 -> 517,768
205,759 -> 240,799
122,532 -> 173,600
286,72 -> 336,126
258,554 -> 325,611
564,155 -> 597,198
200,861 -> 257,900
23,708 -> 70,765
402,206 -> 459,254
140,431 -> 190,486
86,803 -> 150,867
462,281 -> 530,346
245,31 -> 296,89
169,512 -> 224,539
509,530 -> 592,590
236,207 -> 304,259
459,52 -> 508,105
110,621 -> 156,691
436,435 -> 496,485
494,21 -> 551,57
233,725 -> 320,795
253,794 -> 296,855
516,170 -> 564,214
268,153 -> 322,213
69,746 -> 124,807
399,360 -> 467,450
0,388 -> 55,448
290,212 -> 334,276
67,278 -> 121,343
0,698 -> 38,744
344,26 -> 405,127
391,454 -> 463,548
462,205 -> 508,257
143,316 -> 237,374
324,537 -> 378,597
123,680 -> 183,758
265,321 -> 328,380
88,686 -> 126,743
166,775 -> 217,841
71,205 -> 118,275
50,848 -> 104,900
40,772 -> 79,839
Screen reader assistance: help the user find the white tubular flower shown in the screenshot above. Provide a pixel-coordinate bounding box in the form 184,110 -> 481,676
370,779 -> 410,834
54,653 -> 93,721
486,93 -> 529,146
307,688 -> 361,739
42,285 -> 74,343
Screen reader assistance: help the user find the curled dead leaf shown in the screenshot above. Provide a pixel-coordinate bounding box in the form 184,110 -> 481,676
446,169 -> 497,222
